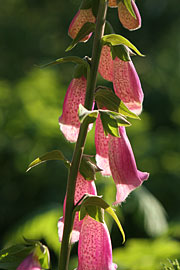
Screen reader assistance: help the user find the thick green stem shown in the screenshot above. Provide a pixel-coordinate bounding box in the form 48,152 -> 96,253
58,1 -> 107,269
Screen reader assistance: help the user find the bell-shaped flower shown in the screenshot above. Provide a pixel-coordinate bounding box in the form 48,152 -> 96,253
58,173 -> 97,243
98,47 -> 144,115
68,9 -> 96,42
17,253 -> 41,270
59,76 -> 90,143
98,45 -> 114,82
118,0 -> 141,31
76,215 -> 117,270
108,126 -> 149,204
113,57 -> 143,115
95,114 -> 111,176
95,117 -> 149,203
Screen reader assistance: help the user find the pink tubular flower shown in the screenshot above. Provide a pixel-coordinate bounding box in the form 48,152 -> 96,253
76,215 -> 117,270
98,46 -> 114,82
95,114 -> 111,176
98,47 -> 144,115
17,253 -> 41,270
59,76 -> 89,143
68,9 -> 96,42
113,57 -> 143,115
95,121 -> 149,204
118,0 -> 141,31
108,127 -> 149,204
58,173 -> 97,243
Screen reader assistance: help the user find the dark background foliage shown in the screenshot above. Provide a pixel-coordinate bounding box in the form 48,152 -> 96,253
0,0 -> 180,269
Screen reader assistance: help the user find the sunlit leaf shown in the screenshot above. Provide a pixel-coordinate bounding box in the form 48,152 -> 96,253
124,0 -> 136,18
26,150 -> 70,172
78,104 -> 98,124
39,56 -> 88,69
102,34 -> 144,56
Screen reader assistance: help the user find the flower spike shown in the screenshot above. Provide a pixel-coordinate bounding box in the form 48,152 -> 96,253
76,215 -> 117,270
58,173 -> 97,243
69,9 -> 96,42
118,0 -> 141,31
108,127 -> 149,204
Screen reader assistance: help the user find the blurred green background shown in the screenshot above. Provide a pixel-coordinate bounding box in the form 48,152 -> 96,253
0,0 -> 180,269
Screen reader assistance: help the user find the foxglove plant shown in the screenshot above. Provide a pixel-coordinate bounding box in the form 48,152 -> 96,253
0,1 -> 150,270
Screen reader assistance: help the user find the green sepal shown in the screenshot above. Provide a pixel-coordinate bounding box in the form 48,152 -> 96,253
123,0 -> 136,19
39,56 -> 88,69
99,109 -> 131,137
66,22 -> 96,52
95,87 -> 140,119
73,63 -> 88,79
111,44 -> 131,61
102,34 -> 144,56
78,104 -> 99,124
26,150 -> 70,172
79,154 -> 102,180
79,195 -> 125,243
0,239 -> 50,270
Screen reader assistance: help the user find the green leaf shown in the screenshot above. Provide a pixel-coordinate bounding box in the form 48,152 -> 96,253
111,44 -> 131,61
123,0 -> 136,18
39,56 -> 88,69
95,87 -> 140,119
80,195 -> 125,243
104,20 -> 114,35
26,150 -> 70,172
66,22 -> 96,52
78,104 -> 98,124
102,34 -> 144,56
79,154 -> 102,180
99,110 -> 131,137
0,245 -> 34,270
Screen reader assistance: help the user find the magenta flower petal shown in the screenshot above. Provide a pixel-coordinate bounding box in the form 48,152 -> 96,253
58,173 -> 97,243
95,115 -> 111,176
108,127 -> 149,204
68,9 -> 96,42
98,45 -> 113,82
59,77 -> 87,143
113,57 -> 144,115
118,0 -> 141,30
77,216 -> 117,270
17,253 -> 41,270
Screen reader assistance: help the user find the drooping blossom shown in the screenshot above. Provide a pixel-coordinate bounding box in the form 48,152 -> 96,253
95,118 -> 149,204
17,253 -> 41,270
113,56 -> 143,115
108,0 -> 141,31
69,9 -> 96,42
76,215 -> 117,270
59,76 -> 92,143
118,0 -> 141,31
98,45 -> 143,115
58,173 -> 97,243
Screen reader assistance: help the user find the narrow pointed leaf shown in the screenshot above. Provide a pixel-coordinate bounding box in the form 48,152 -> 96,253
111,44 -> 131,61
26,150 -> 70,172
66,22 -> 95,51
78,104 -> 98,124
39,56 -> 88,69
85,205 -> 104,223
102,34 -> 144,56
124,0 -> 136,18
